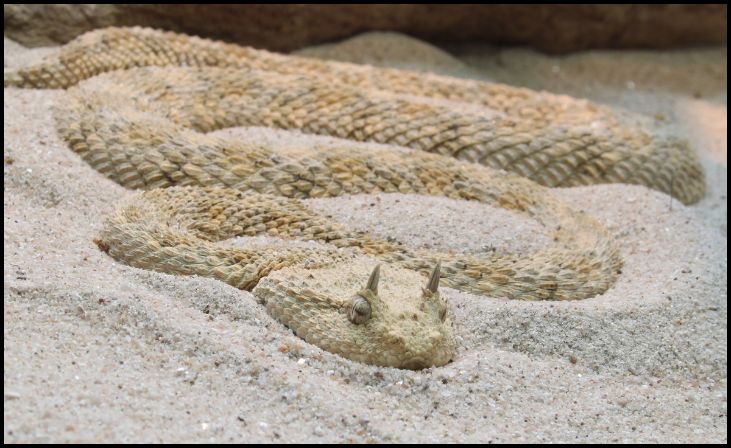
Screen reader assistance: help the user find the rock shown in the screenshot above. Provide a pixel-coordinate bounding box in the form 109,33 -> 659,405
4,4 -> 726,53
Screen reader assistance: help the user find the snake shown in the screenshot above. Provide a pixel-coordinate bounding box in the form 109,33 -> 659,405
5,26 -> 697,368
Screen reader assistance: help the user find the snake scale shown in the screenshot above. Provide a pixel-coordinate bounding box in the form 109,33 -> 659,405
4,27 -> 702,368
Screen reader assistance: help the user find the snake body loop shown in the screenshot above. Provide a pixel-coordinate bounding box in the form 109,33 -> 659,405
7,27 -> 697,368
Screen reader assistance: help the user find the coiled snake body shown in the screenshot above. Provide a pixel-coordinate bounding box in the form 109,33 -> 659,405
4,27 -> 704,368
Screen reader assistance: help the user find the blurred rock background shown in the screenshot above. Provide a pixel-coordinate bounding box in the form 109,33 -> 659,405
4,4 -> 727,53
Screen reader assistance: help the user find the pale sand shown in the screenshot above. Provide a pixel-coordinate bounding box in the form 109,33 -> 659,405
3,32 -> 727,443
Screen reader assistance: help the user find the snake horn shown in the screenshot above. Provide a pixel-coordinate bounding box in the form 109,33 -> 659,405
426,261 -> 441,293
366,264 -> 381,294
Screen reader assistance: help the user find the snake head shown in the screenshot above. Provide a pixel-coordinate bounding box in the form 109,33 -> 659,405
255,259 -> 455,370
342,262 -> 455,369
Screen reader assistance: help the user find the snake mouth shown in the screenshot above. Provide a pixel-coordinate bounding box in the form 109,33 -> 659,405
399,353 -> 452,370
401,359 -> 430,370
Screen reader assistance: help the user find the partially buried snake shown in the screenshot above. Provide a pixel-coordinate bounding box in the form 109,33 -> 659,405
4,27 -> 705,369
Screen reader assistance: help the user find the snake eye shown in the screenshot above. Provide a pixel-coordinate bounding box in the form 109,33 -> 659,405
348,296 -> 371,324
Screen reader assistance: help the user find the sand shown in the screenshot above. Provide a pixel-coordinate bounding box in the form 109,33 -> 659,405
3,32 -> 727,443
